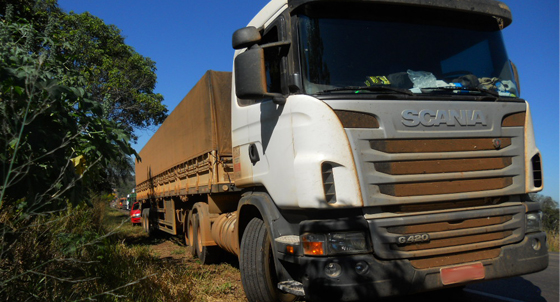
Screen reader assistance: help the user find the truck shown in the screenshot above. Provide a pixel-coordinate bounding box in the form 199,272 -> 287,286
135,0 -> 549,301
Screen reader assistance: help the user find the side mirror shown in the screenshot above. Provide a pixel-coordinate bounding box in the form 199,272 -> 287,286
234,46 -> 266,98
232,27 -> 261,50
234,45 -> 286,104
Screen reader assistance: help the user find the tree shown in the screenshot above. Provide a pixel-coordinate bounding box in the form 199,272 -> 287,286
0,0 -> 168,206
58,11 -> 167,138
0,0 -> 167,209
0,13 -> 124,210
530,193 -> 559,233
0,0 -> 167,139
0,2 -> 168,299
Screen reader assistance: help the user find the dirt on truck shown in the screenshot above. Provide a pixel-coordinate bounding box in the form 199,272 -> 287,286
136,1 -> 548,301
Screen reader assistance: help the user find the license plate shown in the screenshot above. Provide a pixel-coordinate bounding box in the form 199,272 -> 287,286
440,262 -> 485,285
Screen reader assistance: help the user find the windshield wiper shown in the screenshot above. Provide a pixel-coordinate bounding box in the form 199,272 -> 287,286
317,85 -> 414,96
420,86 -> 501,98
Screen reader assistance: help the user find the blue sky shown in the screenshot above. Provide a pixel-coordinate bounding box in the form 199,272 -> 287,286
58,0 -> 559,201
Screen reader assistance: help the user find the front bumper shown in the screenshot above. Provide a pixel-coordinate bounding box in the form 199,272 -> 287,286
295,232 -> 548,302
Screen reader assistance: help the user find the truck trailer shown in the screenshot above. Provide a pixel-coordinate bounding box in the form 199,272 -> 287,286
135,0 -> 548,301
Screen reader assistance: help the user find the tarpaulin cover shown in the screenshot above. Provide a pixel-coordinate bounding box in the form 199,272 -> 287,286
135,70 -> 232,184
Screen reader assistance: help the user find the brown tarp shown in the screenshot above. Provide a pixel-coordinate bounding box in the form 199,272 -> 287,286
135,70 -> 232,184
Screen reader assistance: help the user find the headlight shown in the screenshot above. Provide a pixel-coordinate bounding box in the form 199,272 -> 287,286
526,212 -> 543,233
302,232 -> 370,256
133,213 -> 141,218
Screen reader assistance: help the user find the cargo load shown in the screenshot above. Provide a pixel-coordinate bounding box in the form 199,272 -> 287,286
135,70 -> 233,200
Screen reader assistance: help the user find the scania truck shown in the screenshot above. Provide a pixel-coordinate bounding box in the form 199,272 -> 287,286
135,0 -> 549,301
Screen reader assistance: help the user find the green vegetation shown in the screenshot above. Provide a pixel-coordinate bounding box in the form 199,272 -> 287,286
0,0 -> 167,209
546,230 -> 559,253
0,195 -> 197,301
529,193 -> 560,252
0,0 -> 169,300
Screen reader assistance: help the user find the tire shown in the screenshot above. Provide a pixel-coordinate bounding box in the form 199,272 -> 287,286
142,209 -> 150,233
193,213 -> 221,264
185,212 -> 196,257
143,208 -> 157,237
240,218 -> 296,302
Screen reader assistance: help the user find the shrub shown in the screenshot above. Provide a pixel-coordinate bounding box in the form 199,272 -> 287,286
0,195 -> 194,301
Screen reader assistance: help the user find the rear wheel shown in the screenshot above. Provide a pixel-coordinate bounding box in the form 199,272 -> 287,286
193,213 -> 221,264
142,208 -> 158,237
142,209 -> 150,233
240,217 -> 296,302
185,212 -> 196,257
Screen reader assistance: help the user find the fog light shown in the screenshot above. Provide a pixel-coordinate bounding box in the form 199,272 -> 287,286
325,262 -> 342,278
355,261 -> 369,275
531,238 -> 541,251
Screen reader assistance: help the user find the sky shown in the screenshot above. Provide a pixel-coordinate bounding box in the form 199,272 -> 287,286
57,0 -> 559,201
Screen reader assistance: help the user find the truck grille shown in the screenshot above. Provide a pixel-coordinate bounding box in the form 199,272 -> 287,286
353,131 -> 525,206
365,137 -> 522,199
327,99 -> 528,260
368,204 -> 525,260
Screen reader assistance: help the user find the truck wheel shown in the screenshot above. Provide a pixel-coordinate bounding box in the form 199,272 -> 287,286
143,208 -> 158,237
186,212 -> 196,257
240,218 -> 296,302
193,213 -> 221,264
142,209 -> 150,234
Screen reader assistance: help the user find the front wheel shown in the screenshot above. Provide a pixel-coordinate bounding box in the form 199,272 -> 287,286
240,218 -> 296,302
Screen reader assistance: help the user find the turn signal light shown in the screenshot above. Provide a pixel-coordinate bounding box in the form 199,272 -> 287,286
302,234 -> 326,255
286,245 -> 295,254
303,241 -> 324,256
302,232 -> 370,256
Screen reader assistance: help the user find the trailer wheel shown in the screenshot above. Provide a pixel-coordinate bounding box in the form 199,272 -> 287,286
142,208 -> 158,237
193,213 -> 221,264
142,209 -> 150,234
186,212 -> 196,257
240,218 -> 296,302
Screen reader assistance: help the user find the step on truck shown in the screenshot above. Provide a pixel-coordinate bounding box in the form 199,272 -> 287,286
135,0 -> 549,301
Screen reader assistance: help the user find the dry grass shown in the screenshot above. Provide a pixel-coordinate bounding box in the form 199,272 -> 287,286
103,206 -> 247,302
546,230 -> 559,252
102,206 -> 147,241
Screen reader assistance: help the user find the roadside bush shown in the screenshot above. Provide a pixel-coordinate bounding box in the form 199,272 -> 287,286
0,195 -> 194,301
530,193 -> 560,252
0,2 -> 178,300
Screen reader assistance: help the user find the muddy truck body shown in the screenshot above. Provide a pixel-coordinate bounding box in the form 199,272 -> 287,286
135,0 -> 548,301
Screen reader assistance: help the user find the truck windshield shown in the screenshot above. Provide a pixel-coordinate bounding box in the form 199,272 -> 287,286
298,12 -> 518,98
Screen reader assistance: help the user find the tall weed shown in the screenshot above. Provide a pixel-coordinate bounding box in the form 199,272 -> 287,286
0,195 -> 194,301
546,230 -> 559,252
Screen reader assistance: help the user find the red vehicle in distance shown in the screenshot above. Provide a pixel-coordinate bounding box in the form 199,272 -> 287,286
130,202 -> 141,225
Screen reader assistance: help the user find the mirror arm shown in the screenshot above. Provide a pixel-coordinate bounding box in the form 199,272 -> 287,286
270,93 -> 286,105
261,40 -> 291,49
